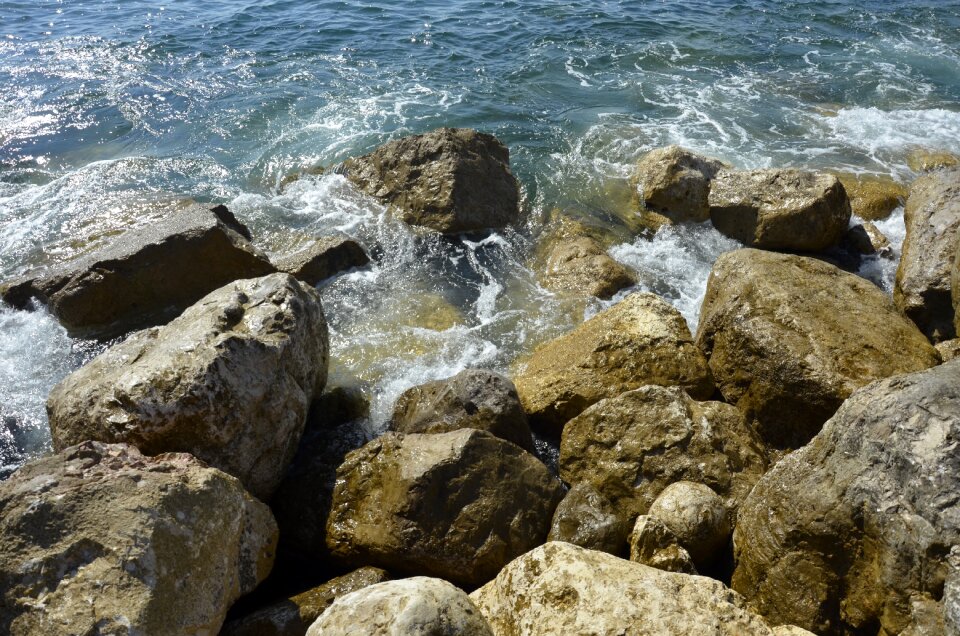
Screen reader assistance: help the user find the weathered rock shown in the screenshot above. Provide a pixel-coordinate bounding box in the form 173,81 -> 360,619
539,236 -> 636,299
936,339 -> 960,363
515,292 -> 714,431
647,481 -> 731,567
0,442 -> 277,636
842,222 -> 891,257
708,169 -> 851,251
0,204 -> 275,339
307,577 -> 493,636
772,628 -> 817,636
559,386 -> 766,518
47,273 -> 328,500
634,145 -> 727,222
946,547 -> 960,636
325,429 -> 564,587
629,515 -> 697,574
731,359 -> 960,634
389,369 -> 534,451
834,173 -> 907,221
470,542 -> 785,636
907,147 -> 960,173
274,236 -> 369,286
221,567 -> 389,636
896,166 -> 960,342
339,128 -> 520,234
697,249 -> 938,449
546,483 -> 630,555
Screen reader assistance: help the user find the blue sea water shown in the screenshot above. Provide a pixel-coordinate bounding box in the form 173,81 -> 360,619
1,0 -> 959,474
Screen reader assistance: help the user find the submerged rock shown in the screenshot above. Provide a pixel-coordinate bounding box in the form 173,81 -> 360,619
629,515 -> 697,574
647,481 -> 731,568
633,145 -> 727,223
708,169 -> 851,251
0,442 -> 277,636
339,127 -> 520,234
547,483 -> 630,555
732,359 -> 960,635
539,236 -> 636,299
389,369 -> 534,452
697,249 -> 938,449
834,172 -> 906,221
907,147 -> 960,173
325,429 -> 564,587
0,203 -> 274,339
273,235 -> 370,286
515,292 -> 714,431
896,165 -> 960,342
47,273 -> 328,500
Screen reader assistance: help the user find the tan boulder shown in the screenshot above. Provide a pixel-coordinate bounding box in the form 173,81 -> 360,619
907,147 -> 959,173
547,483 -> 631,555
0,442 -> 277,636
834,173 -> 906,221
937,339 -> 960,363
633,145 -> 727,222
273,235 -> 369,285
697,248 -> 938,449
539,236 -> 636,299
515,292 -> 714,431
629,515 -> 697,574
647,481 -> 731,567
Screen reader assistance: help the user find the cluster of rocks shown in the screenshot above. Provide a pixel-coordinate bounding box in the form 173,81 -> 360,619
2,129 -> 959,635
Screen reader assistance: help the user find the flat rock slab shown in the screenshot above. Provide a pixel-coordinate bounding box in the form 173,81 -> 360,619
274,236 -> 369,286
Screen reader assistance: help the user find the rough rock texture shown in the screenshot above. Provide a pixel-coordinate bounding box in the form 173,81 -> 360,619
634,145 -> 727,222
47,273 -> 328,500
389,369 -> 534,451
559,385 -> 766,517
307,577 -> 493,636
325,429 -> 564,587
539,236 -> 636,299
339,128 -> 520,234
936,339 -> 960,363
470,542 -> 784,636
221,567 -> 389,636
647,481 -> 731,567
896,166 -> 960,342
842,222 -> 891,257
907,148 -> 960,173
708,169 -> 851,251
515,292 -> 714,431
546,483 -> 630,555
629,515 -> 697,574
834,173 -> 907,221
0,442 -> 277,636
731,360 -> 960,635
0,204 -> 274,339
696,249 -> 938,449
273,236 -> 369,286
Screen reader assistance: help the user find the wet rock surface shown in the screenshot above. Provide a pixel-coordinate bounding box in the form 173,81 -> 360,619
539,236 -> 636,299
273,235 -> 370,286
547,483 -> 630,555
647,481 -> 731,568
834,172 -> 906,221
634,145 -> 727,222
629,514 -> 697,574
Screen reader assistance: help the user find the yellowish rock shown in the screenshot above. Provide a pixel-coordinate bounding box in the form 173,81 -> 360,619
834,172 -> 907,221
907,147 -> 960,173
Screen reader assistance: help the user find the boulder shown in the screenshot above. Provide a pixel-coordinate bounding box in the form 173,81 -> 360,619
539,236 -> 636,299
696,249 -> 938,449
731,359 -> 960,634
834,173 -> 906,221
0,204 -> 275,339
307,577 -> 493,636
47,273 -> 328,500
273,236 -> 369,286
647,481 -> 731,567
907,147 -> 959,173
221,567 -> 389,636
842,222 -> 891,257
389,369 -> 534,451
325,429 -> 564,587
937,339 -> 960,363
338,128 -> 520,234
629,515 -> 697,574
896,166 -> 960,342
470,542 -> 786,636
633,145 -> 727,222
0,442 -> 277,636
559,386 -> 766,517
546,483 -> 630,555
708,169 -> 851,251
515,292 -> 714,431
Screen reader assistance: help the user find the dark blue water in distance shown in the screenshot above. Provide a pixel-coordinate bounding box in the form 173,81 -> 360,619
2,0 -> 959,474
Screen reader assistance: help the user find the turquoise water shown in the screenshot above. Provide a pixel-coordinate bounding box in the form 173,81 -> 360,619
2,0 -> 960,474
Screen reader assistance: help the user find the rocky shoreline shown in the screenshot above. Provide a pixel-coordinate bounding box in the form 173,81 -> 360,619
1,127 -> 959,635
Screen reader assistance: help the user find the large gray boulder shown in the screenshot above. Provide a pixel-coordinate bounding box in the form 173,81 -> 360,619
47,273 -> 328,500
0,442 -> 277,636
339,128 -> 520,234
896,166 -> 960,342
708,169 -> 851,251
634,145 -> 727,222
731,359 -> 960,635
325,429 -> 564,587
696,249 -> 939,449
0,204 -> 275,339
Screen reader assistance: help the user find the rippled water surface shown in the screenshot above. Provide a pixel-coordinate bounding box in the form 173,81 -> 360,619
2,0 -> 959,474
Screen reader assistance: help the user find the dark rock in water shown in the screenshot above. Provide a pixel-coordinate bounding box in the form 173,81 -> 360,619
539,236 -> 636,299
547,483 -> 630,556
325,429 -> 564,587
0,203 -> 275,340
46,273 -> 328,501
274,236 -> 370,286
708,169 -> 851,251
896,165 -> 960,342
338,127 -> 520,234
633,145 -> 727,223
841,222 -> 891,257
389,369 -> 534,452
732,359 -> 960,635
0,441 -> 277,636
